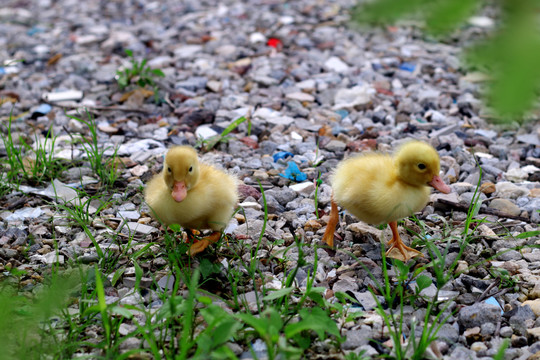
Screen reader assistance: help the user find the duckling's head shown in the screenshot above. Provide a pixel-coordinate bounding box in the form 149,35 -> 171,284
163,146 -> 200,202
395,141 -> 451,194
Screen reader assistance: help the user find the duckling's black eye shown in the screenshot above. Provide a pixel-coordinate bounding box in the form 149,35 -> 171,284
418,163 -> 426,170
189,166 -> 193,172
167,167 -> 171,173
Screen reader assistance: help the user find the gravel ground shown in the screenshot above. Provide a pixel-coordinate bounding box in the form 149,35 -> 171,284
1,0 -> 540,359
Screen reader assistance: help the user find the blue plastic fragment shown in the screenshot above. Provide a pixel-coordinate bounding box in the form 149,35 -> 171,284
27,26 -> 45,36
0,68 -> 5,75
335,109 -> 349,120
273,151 -> 294,162
35,104 -> 52,115
279,161 -> 307,182
484,296 -> 503,315
399,62 -> 416,72
31,104 -> 52,119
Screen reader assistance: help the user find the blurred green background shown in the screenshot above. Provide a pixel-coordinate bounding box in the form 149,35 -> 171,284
352,0 -> 540,124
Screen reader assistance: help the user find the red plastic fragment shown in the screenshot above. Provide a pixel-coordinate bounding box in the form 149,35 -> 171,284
267,38 -> 282,49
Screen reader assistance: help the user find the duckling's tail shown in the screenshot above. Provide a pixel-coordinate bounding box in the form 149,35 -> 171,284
322,197 -> 339,248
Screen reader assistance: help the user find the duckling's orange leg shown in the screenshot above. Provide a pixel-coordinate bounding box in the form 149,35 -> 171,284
322,199 -> 339,247
188,231 -> 222,256
386,221 -> 423,262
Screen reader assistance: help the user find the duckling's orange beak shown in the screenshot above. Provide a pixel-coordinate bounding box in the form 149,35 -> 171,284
172,181 -> 188,202
429,175 -> 451,194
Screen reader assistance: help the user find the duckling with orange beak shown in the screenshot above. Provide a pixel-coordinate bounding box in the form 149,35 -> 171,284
322,141 -> 451,261
145,146 -> 238,256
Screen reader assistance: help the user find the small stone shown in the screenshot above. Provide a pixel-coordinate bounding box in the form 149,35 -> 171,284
528,328 -> 540,341
463,326 -> 481,339
496,182 -> 530,199
252,170 -> 269,181
506,165 -> 540,182
437,324 -> 459,344
458,303 -> 502,328
304,219 -> 322,231
157,274 -> 175,291
239,201 -> 262,210
469,16 -> 495,28
480,182 -> 496,194
333,85 -> 374,110
333,276 -> 359,293
524,250 -> 540,262
249,32 -> 266,43
500,326 -> 513,338
523,299 -> 540,316
488,198 -> 521,217
285,92 -> 315,102
324,140 -> 347,152
297,79 -> 316,92
238,184 -> 261,201
470,342 -> 487,352
517,134 -> 540,146
341,327 -> 371,350
530,188 -> 540,198
346,222 -> 383,238
119,292 -> 144,306
43,252 -> 64,264
117,210 -> 140,221
451,182 -> 474,195
481,322 -> 496,336
529,283 -> 540,299
120,222 -> 158,235
324,56 -> 350,73
98,123 -> 118,134
195,125 -> 219,139
130,164 -> 148,177
206,80 -> 222,92
454,260 -> 469,275
350,291 -> 378,311
289,182 -> 315,195
477,224 -> 497,238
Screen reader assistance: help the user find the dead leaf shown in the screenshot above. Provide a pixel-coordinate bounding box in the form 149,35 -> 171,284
119,88 -> 155,103
47,53 -> 63,66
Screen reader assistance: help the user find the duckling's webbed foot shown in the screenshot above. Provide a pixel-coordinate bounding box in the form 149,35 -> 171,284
385,221 -> 423,262
188,231 -> 222,256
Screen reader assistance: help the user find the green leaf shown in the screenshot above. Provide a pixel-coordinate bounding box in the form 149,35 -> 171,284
516,230 -> 540,239
151,69 -> 165,77
111,267 -> 125,286
111,306 -> 134,319
124,49 -> 133,57
352,0 -> 430,24
262,287 -> 293,301
210,319 -> 242,346
424,0 -> 481,35
133,260 -> 143,290
415,274 -> 432,292
198,296 -> 212,305
82,304 -> 101,317
236,313 -> 269,336
94,266 -> 106,313
131,243 -> 154,260
169,223 -> 182,232
393,259 -> 409,279
285,308 -> 340,340
199,258 -> 220,278
221,116 -> 246,138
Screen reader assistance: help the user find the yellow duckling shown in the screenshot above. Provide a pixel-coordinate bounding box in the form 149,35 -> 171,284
322,140 -> 451,261
145,146 -> 238,256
